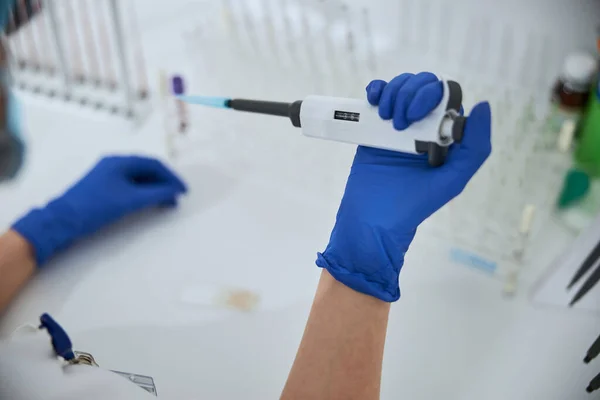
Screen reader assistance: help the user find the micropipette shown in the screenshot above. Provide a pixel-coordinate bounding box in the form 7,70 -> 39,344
177,78 -> 465,166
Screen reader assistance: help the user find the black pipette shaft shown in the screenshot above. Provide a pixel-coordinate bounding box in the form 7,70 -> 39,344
568,240 -> 600,289
228,99 -> 290,117
227,99 -> 304,127
584,333 -> 600,363
587,371 -> 600,393
570,264 -> 600,306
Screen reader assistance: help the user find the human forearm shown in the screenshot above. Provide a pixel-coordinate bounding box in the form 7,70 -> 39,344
0,230 -> 36,313
1,156 -> 186,311
282,73 -> 491,399
281,270 -> 391,400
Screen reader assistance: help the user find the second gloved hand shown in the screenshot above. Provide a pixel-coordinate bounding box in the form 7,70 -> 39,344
12,156 -> 187,266
316,72 -> 492,302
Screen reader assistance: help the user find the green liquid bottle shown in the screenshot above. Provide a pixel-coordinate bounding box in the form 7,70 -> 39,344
576,80 -> 600,176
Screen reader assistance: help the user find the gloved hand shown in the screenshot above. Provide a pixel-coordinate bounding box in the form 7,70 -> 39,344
12,156 -> 187,266
316,72 -> 492,302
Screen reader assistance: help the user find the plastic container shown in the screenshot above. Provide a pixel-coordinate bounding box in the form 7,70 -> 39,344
576,77 -> 600,176
547,52 -> 597,146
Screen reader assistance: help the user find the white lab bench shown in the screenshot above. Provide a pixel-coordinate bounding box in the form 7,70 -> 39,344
0,86 -> 598,400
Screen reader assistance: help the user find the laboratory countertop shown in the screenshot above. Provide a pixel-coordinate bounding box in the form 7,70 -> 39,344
0,93 -> 599,400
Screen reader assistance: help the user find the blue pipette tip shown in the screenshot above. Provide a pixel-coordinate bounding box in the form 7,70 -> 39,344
176,95 -> 231,109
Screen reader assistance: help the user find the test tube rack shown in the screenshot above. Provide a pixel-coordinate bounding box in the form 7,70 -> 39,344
3,0 -> 150,119
155,0 -> 589,294
179,0 -> 378,99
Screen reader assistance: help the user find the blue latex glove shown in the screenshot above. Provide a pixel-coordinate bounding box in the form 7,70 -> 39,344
12,156 -> 188,266
316,72 -> 492,302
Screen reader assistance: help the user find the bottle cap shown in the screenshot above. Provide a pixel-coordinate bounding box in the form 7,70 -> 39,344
171,75 -> 185,95
562,52 -> 597,91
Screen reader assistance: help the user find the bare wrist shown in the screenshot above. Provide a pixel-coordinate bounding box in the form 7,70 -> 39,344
5,230 -> 36,268
317,269 -> 391,310
0,230 -> 37,313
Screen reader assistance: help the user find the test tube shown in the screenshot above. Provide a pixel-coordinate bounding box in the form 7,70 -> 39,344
64,0 -> 86,84
519,31 -> 538,89
436,2 -> 452,61
77,0 -> 100,86
503,204 -> 536,295
318,0 -> 336,93
281,0 -> 296,66
399,0 -> 413,49
342,4 -> 358,89
160,70 -> 176,159
126,1 -> 148,100
32,0 -> 54,75
477,18 -> 491,75
497,24 -> 513,80
221,0 -> 236,39
11,0 -> 28,70
417,0 -> 431,54
46,0 -> 72,99
460,18 -> 477,72
25,0 -> 45,76
184,27 -> 208,92
342,5 -> 355,58
3,3 -> 19,73
95,0 -> 118,91
300,4 -> 320,92
108,0 -> 134,118
536,34 -> 552,93
262,0 -> 279,59
17,0 -> 39,70
362,8 -> 376,75
172,75 -> 188,134
238,0 -> 259,56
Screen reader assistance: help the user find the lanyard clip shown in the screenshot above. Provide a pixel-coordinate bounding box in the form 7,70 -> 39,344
38,314 -> 100,366
72,351 -> 99,367
39,313 -> 75,362
37,313 -> 157,395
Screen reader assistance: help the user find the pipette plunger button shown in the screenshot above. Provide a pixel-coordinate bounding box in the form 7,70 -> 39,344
453,116 -> 466,142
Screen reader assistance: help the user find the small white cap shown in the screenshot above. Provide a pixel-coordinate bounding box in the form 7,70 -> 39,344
557,119 -> 577,153
503,271 -> 518,295
519,204 -> 536,235
562,52 -> 597,88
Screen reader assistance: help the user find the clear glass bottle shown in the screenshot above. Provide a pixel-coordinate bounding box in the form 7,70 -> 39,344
547,52 -> 597,144
548,53 -> 599,232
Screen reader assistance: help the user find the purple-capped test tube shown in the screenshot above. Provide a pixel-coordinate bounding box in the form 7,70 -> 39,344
172,75 -> 185,95
171,75 -> 188,134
